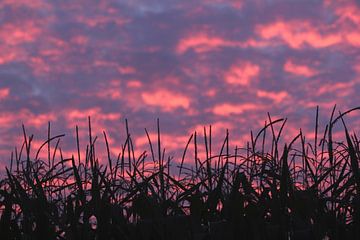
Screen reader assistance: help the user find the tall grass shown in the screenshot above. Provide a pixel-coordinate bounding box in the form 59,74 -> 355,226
1,106 -> 360,239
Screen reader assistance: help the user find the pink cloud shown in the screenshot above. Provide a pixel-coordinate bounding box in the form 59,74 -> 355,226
65,108 -> 122,141
94,60 -> 118,68
30,57 -> 52,76
334,4 -> 360,25
0,52 -> 16,64
0,88 -> 10,100
134,131 -> 199,164
176,33 -> 271,55
176,34 -> 240,54
354,64 -> 360,73
29,38 -> 73,76
303,101 -> 339,110
135,132 -> 189,150
81,80 -> 122,100
71,35 -> 89,45
118,66 -> 136,75
317,81 -> 355,97
176,23 -> 285,55
75,15 -> 129,28
345,32 -> 360,47
284,60 -> 317,77
141,89 -> 191,111
256,90 -> 289,104
92,61 -> 137,75
328,4 -> 360,48
28,113 -> 57,128
211,103 -> 260,116
126,80 -> 142,88
0,110 -> 56,129
204,89 -> 217,97
0,0 -> 50,9
224,62 -> 260,86
191,121 -> 235,136
0,23 -> 41,45
256,21 -> 342,49
67,108 -> 121,122
38,38 -> 68,60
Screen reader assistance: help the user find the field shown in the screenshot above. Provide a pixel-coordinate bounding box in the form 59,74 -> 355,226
1,106 -> 360,239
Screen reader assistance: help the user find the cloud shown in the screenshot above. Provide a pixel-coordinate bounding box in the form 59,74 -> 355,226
224,62 -> 260,86
284,60 -> 317,77
256,20 -> 342,49
176,34 -> 269,54
126,80 -> 142,88
334,3 -> 360,25
316,81 -> 356,97
118,66 -> 136,75
345,32 -> 360,47
176,34 -> 237,54
141,89 -> 191,112
91,80 -> 122,100
0,53 -> 17,65
0,88 -> 10,100
212,103 -> 259,116
0,22 -> 41,45
256,90 -> 289,104
67,108 -> 120,122
64,108 -> 122,137
0,0 -> 50,9
0,110 -> 56,129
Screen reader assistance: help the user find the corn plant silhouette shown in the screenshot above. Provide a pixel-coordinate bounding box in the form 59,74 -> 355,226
1,106 -> 360,239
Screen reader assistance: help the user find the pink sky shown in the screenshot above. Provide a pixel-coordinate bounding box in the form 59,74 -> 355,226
1,0 -> 360,167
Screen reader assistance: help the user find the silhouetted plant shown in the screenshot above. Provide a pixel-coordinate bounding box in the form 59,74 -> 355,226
1,106 -> 360,239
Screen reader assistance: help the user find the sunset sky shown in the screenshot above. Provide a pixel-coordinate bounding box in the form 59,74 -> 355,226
1,0 -> 360,166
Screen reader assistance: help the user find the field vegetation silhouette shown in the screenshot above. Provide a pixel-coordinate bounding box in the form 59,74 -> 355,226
1,106 -> 360,239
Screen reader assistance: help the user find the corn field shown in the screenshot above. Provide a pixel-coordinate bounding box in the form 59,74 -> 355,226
1,106 -> 360,239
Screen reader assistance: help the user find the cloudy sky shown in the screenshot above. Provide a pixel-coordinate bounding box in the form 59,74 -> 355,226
1,0 -> 360,167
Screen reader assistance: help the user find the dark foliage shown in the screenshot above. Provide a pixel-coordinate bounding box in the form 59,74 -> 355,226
1,106 -> 360,239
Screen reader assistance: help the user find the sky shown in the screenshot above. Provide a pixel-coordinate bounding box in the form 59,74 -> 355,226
1,0 -> 360,167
